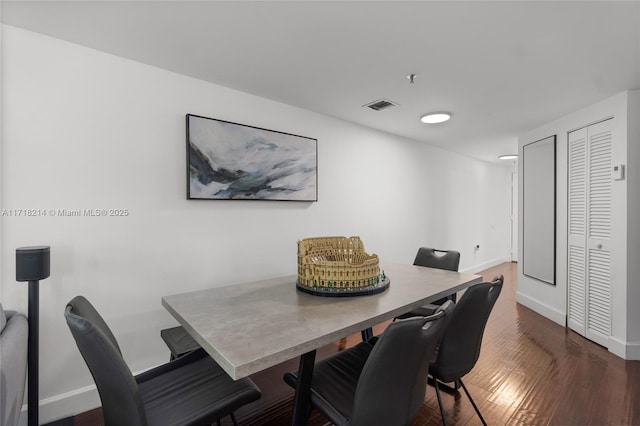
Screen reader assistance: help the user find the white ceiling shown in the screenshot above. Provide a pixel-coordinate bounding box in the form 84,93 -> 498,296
3,1 -> 639,163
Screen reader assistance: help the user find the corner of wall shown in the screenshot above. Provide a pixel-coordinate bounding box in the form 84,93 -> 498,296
515,290 -> 566,326
627,89 -> 640,342
608,336 -> 640,360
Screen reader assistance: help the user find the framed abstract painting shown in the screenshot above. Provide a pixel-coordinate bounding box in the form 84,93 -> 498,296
186,114 -> 317,201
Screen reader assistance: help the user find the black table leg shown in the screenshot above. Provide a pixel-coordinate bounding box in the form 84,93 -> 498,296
291,350 -> 316,426
361,327 -> 373,341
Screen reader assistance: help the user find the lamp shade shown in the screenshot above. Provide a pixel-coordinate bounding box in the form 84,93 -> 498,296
16,246 -> 50,282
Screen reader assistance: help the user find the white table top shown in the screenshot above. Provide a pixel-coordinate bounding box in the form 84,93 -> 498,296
161,262 -> 482,380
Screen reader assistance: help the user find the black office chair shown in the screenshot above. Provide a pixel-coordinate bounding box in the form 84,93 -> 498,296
395,247 -> 461,320
414,247 -> 461,272
361,247 -> 460,339
429,275 -> 503,426
65,296 -> 261,426
284,301 -> 454,426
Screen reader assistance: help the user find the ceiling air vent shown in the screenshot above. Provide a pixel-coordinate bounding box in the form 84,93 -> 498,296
364,99 -> 398,111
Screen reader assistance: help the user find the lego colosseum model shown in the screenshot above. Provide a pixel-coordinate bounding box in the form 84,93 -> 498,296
296,236 -> 389,297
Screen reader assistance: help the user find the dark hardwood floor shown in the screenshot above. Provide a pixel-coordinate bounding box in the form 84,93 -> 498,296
70,262 -> 640,426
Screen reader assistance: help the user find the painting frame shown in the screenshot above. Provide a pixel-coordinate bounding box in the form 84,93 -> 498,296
186,114 -> 318,201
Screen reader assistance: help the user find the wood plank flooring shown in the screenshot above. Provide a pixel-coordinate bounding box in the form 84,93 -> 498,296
73,262 -> 640,425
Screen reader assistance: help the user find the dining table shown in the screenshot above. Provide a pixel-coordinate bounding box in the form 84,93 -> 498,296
161,262 -> 482,425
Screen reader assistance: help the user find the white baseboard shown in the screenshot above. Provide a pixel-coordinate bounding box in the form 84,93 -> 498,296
461,256 -> 512,275
514,298 -> 640,361
17,361 -> 165,425
609,336 -> 640,360
624,341 -> 640,360
515,291 -> 566,326
17,384 -> 100,426
608,336 -> 627,359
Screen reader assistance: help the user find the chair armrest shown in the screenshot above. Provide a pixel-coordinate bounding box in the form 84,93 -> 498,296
395,303 -> 441,320
160,326 -> 200,359
420,304 -> 440,315
134,348 -> 207,384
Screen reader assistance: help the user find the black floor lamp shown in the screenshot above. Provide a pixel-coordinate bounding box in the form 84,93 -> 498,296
16,246 -> 50,426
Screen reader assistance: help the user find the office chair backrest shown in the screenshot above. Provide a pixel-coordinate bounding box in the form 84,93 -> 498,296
350,301 -> 454,426
65,296 -> 147,426
430,275 -> 503,383
413,247 -> 461,272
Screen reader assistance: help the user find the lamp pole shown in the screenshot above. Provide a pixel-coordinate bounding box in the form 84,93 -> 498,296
16,246 -> 50,426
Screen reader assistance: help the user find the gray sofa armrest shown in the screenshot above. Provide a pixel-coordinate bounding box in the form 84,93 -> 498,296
1,310 -> 29,426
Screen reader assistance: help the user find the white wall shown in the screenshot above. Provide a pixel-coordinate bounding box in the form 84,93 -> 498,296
517,90 -> 639,359
626,91 -> 640,348
1,26 -> 512,422
0,8 -> 3,295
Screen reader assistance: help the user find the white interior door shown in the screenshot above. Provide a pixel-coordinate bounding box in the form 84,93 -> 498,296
567,119 -> 612,348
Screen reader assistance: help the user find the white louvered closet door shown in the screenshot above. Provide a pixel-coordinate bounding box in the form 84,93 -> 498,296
568,127 -> 587,336
567,119 -> 613,348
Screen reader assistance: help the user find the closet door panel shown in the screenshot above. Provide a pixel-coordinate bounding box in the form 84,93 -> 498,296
568,127 -> 587,335
585,120 -> 612,346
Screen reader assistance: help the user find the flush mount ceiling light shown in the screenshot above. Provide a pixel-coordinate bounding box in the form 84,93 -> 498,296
499,154 -> 518,160
420,112 -> 451,124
